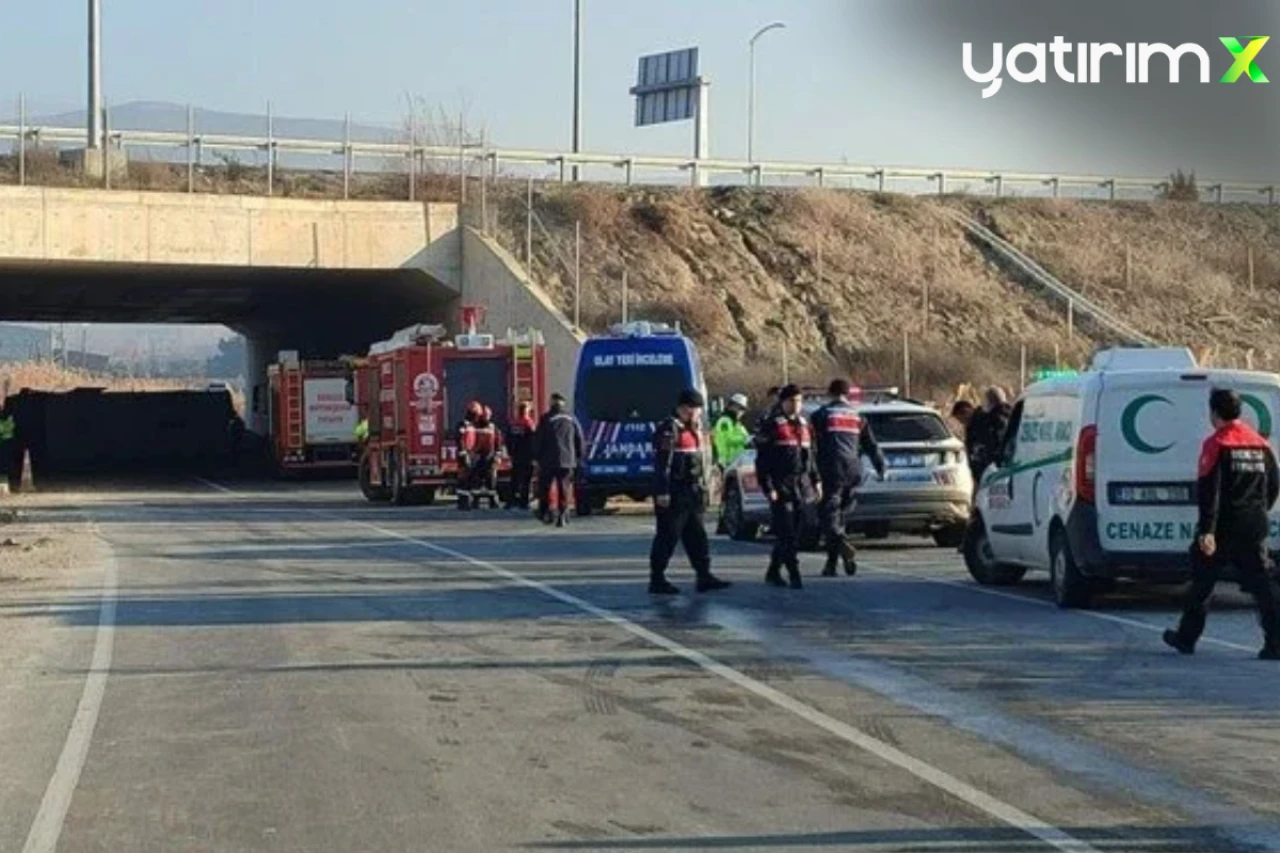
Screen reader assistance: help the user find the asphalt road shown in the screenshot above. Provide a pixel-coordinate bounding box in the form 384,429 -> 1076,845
4,480 -> 1280,852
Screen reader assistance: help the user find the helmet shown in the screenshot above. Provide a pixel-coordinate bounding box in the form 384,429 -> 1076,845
729,393 -> 749,410
466,401 -> 483,420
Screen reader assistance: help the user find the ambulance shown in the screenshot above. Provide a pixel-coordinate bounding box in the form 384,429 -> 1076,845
966,347 -> 1280,608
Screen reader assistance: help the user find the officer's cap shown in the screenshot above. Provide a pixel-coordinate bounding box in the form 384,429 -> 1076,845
677,388 -> 705,408
777,384 -> 803,401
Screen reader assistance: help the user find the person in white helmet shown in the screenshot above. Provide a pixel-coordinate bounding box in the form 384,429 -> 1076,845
712,393 -> 752,469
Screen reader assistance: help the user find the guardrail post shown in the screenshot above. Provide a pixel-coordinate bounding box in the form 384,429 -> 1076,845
1213,184 -> 1224,203
935,172 -> 946,196
1049,177 -> 1059,199
992,174 -> 1002,198
557,157 -> 566,183
1103,179 -> 1116,201
17,93 -> 25,187
624,158 -> 633,185
343,112 -> 351,201
265,101 -> 274,197
876,170 -> 885,193
186,104 -> 195,193
407,126 -> 416,202
814,167 -> 825,188
489,152 -> 499,181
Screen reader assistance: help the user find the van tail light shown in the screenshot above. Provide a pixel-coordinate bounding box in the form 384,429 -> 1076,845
1075,425 -> 1097,504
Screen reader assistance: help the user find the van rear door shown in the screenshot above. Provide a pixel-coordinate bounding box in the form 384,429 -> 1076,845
1096,372 -> 1280,554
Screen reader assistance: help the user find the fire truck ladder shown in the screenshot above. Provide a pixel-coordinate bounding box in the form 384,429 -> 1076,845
509,329 -> 544,410
282,365 -> 304,453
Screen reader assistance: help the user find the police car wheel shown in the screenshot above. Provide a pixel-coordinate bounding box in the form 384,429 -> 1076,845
964,518 -> 1026,587
1050,530 -> 1092,609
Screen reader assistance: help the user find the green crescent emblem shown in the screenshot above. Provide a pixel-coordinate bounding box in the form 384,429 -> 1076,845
1242,394 -> 1274,438
1121,395 -> 1174,454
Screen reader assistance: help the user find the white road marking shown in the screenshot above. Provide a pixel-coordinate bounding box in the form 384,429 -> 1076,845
861,563 -> 1257,654
330,517 -> 1100,852
21,542 -> 119,853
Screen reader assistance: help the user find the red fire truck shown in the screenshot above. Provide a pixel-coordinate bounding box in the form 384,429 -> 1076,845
354,308 -> 547,505
266,353 -> 360,475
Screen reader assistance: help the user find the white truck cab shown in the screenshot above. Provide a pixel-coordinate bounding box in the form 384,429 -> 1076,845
966,347 -> 1280,608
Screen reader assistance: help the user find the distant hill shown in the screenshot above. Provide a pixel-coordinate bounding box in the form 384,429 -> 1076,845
15,101 -> 398,143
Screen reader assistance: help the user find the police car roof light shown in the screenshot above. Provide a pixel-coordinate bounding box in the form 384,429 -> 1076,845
608,321 -> 680,338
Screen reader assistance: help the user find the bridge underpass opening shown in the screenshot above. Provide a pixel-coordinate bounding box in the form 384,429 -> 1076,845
0,258 -> 459,433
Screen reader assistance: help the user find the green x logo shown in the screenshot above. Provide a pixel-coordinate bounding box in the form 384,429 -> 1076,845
1220,36 -> 1270,83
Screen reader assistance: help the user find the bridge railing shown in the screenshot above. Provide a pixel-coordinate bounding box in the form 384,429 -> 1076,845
0,118 -> 1274,205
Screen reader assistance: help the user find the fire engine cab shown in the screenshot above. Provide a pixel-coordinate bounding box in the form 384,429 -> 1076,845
266,352 -> 359,475
354,307 -> 547,505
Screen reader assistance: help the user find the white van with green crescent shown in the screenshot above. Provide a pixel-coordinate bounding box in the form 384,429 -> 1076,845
965,347 -> 1280,608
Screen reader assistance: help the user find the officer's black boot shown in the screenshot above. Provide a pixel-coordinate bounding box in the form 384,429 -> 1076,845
787,564 -> 803,590
696,571 -> 732,593
1163,629 -> 1196,655
648,574 -> 680,595
764,559 -> 786,588
821,553 -> 838,578
556,510 -> 568,528
843,543 -> 858,577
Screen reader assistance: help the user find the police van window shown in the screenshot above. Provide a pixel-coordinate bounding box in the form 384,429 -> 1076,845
583,366 -> 687,422
864,412 -> 950,443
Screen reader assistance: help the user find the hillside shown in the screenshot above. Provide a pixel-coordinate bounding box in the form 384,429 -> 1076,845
486,184 -> 1280,400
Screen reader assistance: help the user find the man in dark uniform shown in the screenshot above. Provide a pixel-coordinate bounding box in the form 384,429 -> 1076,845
648,389 -> 732,595
534,393 -> 585,527
506,401 -> 538,510
811,379 -> 886,577
1165,388 -> 1280,659
755,384 -> 819,589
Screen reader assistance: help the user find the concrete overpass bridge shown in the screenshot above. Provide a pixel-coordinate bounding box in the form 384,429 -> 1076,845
0,186 -> 581,430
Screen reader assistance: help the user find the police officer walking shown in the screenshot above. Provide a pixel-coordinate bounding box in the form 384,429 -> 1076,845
1165,389 -> 1280,659
648,389 -> 732,595
811,379 -> 886,577
755,384 -> 819,589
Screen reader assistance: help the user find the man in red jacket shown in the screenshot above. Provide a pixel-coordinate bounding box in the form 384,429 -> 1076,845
1165,388 -> 1280,659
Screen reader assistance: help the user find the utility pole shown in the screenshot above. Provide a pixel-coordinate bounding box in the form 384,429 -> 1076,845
571,0 -> 583,182
88,0 -> 102,150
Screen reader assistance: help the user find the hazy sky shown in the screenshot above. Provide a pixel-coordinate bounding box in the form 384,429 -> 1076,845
5,0 -> 1276,181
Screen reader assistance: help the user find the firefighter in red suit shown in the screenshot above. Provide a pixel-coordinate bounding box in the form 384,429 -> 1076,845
466,405 -> 503,510
755,384 -> 820,589
1165,388 -> 1280,659
506,401 -> 538,510
456,401 -> 483,510
810,379 -> 886,577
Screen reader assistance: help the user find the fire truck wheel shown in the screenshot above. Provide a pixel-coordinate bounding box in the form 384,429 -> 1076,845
359,454 -> 391,503
389,455 -> 410,506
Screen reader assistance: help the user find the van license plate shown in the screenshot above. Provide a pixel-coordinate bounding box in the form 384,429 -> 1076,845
1110,484 -> 1193,505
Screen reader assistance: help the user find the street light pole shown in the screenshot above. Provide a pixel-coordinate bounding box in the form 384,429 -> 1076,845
571,0 -> 583,181
747,21 -> 785,166
88,0 -> 102,149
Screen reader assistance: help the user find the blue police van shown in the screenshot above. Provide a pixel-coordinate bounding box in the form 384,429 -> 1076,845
574,322 -> 708,512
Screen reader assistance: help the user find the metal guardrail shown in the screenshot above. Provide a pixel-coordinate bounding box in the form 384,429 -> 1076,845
947,209 -> 1159,348
0,119 -> 1275,204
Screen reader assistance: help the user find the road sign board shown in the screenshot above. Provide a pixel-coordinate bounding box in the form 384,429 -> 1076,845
631,47 -> 701,126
